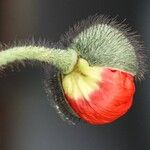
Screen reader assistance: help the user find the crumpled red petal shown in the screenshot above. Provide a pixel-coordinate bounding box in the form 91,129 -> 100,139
63,68 -> 135,125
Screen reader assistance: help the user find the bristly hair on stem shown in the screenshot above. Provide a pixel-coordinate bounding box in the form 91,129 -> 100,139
0,44 -> 78,74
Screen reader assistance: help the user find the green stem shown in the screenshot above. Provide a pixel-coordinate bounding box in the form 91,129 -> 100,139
0,46 -> 78,74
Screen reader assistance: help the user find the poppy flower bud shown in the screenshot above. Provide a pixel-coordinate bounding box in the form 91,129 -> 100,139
62,58 -> 135,125
59,15 -> 146,125
0,15 -> 145,126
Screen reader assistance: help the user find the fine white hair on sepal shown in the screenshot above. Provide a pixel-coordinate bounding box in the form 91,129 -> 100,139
43,64 -> 80,125
60,14 -> 146,80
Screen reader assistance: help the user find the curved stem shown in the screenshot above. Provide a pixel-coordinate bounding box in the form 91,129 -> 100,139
0,46 -> 78,74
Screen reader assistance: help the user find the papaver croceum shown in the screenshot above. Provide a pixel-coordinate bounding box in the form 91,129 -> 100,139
62,58 -> 135,125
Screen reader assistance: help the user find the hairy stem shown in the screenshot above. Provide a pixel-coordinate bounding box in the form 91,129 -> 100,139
0,46 -> 78,74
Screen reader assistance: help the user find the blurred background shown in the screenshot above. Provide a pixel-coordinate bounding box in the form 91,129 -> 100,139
0,0 -> 150,150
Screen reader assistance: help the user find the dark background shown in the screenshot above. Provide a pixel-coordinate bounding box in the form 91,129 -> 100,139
0,0 -> 150,150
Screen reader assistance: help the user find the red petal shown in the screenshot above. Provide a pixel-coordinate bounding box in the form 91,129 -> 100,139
64,68 -> 135,125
